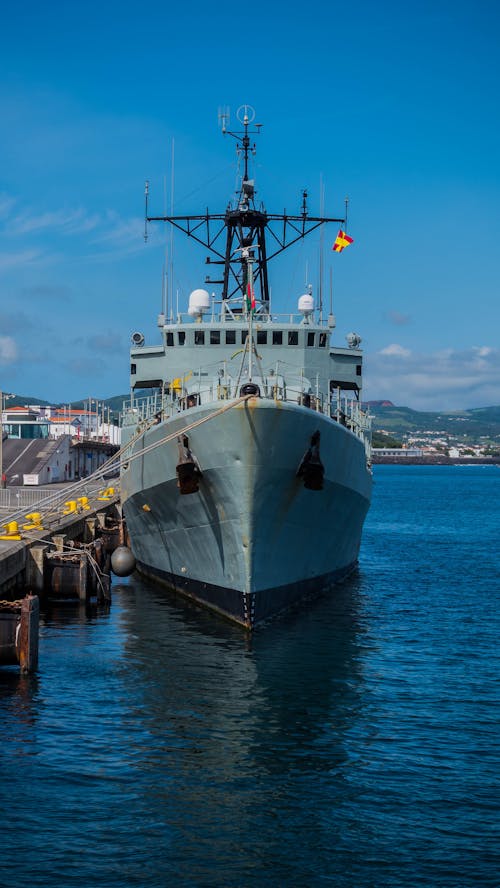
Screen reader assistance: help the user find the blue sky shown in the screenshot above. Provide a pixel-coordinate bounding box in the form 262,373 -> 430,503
0,0 -> 498,410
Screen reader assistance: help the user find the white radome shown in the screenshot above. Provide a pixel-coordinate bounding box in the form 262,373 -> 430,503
298,293 -> 314,316
188,289 -> 211,317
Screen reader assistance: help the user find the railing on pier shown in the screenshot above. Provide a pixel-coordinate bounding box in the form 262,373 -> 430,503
0,488 -> 57,512
0,468 -> 120,528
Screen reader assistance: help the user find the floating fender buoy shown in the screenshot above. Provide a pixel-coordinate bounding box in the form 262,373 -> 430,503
111,546 -> 136,577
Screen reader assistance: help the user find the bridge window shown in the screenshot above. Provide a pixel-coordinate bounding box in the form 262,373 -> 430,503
178,331 -> 186,345
131,363 -> 136,374
288,331 -> 298,345
194,331 -> 205,345
166,332 -> 174,347
272,331 -> 283,345
257,331 -> 267,345
356,364 -> 362,376
241,330 -> 248,343
319,333 -> 328,347
307,332 -> 315,347
225,330 -> 236,345
210,330 -> 221,345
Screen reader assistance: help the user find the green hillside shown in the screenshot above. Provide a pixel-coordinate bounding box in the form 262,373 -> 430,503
3,395 -> 52,408
368,404 -> 500,439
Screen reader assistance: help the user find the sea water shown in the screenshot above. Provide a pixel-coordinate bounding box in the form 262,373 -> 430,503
1,465 -> 498,886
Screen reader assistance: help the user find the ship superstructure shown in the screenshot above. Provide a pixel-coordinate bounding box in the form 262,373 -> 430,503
120,106 -> 372,627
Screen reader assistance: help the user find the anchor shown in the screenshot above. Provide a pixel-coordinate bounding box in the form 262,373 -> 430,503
176,435 -> 202,495
297,430 -> 325,491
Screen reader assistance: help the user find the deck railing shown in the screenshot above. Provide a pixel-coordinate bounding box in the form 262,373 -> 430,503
121,359 -> 372,453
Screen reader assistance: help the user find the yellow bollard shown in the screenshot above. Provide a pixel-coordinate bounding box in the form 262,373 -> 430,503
97,486 -> 115,501
77,496 -> 90,511
0,520 -> 22,541
63,500 -> 78,515
23,512 -> 44,531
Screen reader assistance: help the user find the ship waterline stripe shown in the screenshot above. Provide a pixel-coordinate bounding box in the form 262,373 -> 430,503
135,559 -> 359,628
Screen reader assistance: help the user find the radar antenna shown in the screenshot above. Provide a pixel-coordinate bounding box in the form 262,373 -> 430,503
144,107 -> 344,313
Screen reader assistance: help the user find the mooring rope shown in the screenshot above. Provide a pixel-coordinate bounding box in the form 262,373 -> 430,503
121,393 -> 252,466
1,394 -> 253,526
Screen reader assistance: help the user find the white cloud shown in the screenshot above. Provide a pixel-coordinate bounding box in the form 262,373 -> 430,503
473,346 -> 493,358
0,249 -> 46,271
365,345 -> 500,410
379,343 -> 412,357
0,336 -> 18,364
10,208 -> 100,236
0,193 -> 145,266
91,211 -> 144,247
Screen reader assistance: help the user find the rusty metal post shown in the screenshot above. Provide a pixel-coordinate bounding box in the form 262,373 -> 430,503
18,594 -> 39,673
78,553 -> 88,602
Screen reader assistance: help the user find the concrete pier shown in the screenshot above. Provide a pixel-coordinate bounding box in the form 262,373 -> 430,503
0,492 -> 121,600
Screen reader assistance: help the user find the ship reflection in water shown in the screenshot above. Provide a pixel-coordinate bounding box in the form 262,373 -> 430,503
113,575 -> 370,883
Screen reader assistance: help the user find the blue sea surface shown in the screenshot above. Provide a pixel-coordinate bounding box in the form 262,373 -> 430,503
1,465 -> 499,886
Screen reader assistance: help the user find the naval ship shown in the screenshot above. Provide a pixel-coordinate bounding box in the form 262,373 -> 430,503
120,106 -> 372,628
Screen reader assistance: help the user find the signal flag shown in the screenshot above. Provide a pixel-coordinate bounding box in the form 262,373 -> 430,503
332,230 -> 354,252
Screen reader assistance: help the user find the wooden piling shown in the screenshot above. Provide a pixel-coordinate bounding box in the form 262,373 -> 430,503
18,594 -> 39,673
52,534 -> 67,553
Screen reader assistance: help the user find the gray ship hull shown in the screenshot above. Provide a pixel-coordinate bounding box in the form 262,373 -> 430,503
121,398 -> 371,627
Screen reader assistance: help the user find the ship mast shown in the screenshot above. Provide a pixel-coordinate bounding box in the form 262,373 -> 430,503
144,105 -> 345,313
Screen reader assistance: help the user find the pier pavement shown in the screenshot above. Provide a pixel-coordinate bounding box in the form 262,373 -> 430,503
0,484 -> 121,598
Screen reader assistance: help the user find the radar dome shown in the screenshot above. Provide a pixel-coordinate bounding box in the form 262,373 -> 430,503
346,332 -> 362,348
298,294 -> 314,316
188,289 -> 210,317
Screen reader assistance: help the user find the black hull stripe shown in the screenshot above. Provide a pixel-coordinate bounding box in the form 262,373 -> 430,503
135,560 -> 358,629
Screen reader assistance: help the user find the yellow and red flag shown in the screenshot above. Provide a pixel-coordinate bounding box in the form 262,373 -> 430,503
332,230 -> 354,252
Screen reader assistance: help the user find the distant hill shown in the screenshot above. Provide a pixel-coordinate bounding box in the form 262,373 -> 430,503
3,395 -> 52,408
368,404 -> 500,439
68,395 -> 129,414
364,400 -> 395,408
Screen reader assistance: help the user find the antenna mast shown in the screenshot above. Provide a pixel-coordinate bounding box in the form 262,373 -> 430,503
144,106 -> 345,313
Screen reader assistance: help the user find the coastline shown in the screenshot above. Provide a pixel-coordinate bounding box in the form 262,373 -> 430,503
372,454 -> 500,465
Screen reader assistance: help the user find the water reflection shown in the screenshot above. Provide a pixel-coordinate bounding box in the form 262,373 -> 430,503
111,575 -> 370,883
0,572 -> 372,887
0,670 -> 39,722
